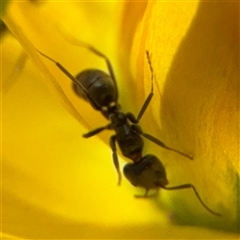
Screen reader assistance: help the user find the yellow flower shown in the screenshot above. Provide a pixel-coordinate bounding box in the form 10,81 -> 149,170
2,1 -> 239,238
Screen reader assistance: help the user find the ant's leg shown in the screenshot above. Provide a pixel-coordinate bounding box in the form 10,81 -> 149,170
136,51 -> 154,121
132,125 -> 193,160
78,44 -> 117,90
110,135 -> 122,185
83,124 -> 112,138
54,37 -> 118,97
134,189 -> 150,198
134,189 -> 159,198
37,50 -> 89,97
142,132 -> 193,160
135,52 -> 193,160
161,184 -> 221,217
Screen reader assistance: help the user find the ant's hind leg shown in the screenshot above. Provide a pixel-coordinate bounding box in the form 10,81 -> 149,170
162,184 -> 221,216
134,189 -> 159,198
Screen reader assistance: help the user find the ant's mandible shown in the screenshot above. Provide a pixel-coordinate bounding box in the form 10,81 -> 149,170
37,45 -> 221,217
37,44 -> 192,186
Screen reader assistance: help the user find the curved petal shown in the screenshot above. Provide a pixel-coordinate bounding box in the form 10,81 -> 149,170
2,30 -> 169,238
128,0 -> 239,231
2,0 -> 239,238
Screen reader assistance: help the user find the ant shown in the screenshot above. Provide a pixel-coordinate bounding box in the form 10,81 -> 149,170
37,44 -> 192,186
37,46 -> 221,216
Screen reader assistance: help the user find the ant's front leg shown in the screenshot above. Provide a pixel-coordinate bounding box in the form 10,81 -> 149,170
83,124 -> 112,138
136,51 -> 154,122
110,135 -> 122,185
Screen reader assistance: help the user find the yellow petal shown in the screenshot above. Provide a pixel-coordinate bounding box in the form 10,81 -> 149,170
2,30 -> 168,234
2,1 -> 168,238
2,0 -> 239,238
129,0 -> 239,229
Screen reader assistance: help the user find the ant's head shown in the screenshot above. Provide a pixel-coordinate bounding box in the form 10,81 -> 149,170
123,154 -> 168,190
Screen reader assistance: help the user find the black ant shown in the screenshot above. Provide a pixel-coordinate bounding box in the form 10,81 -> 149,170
37,46 -> 221,216
37,44 -> 193,186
